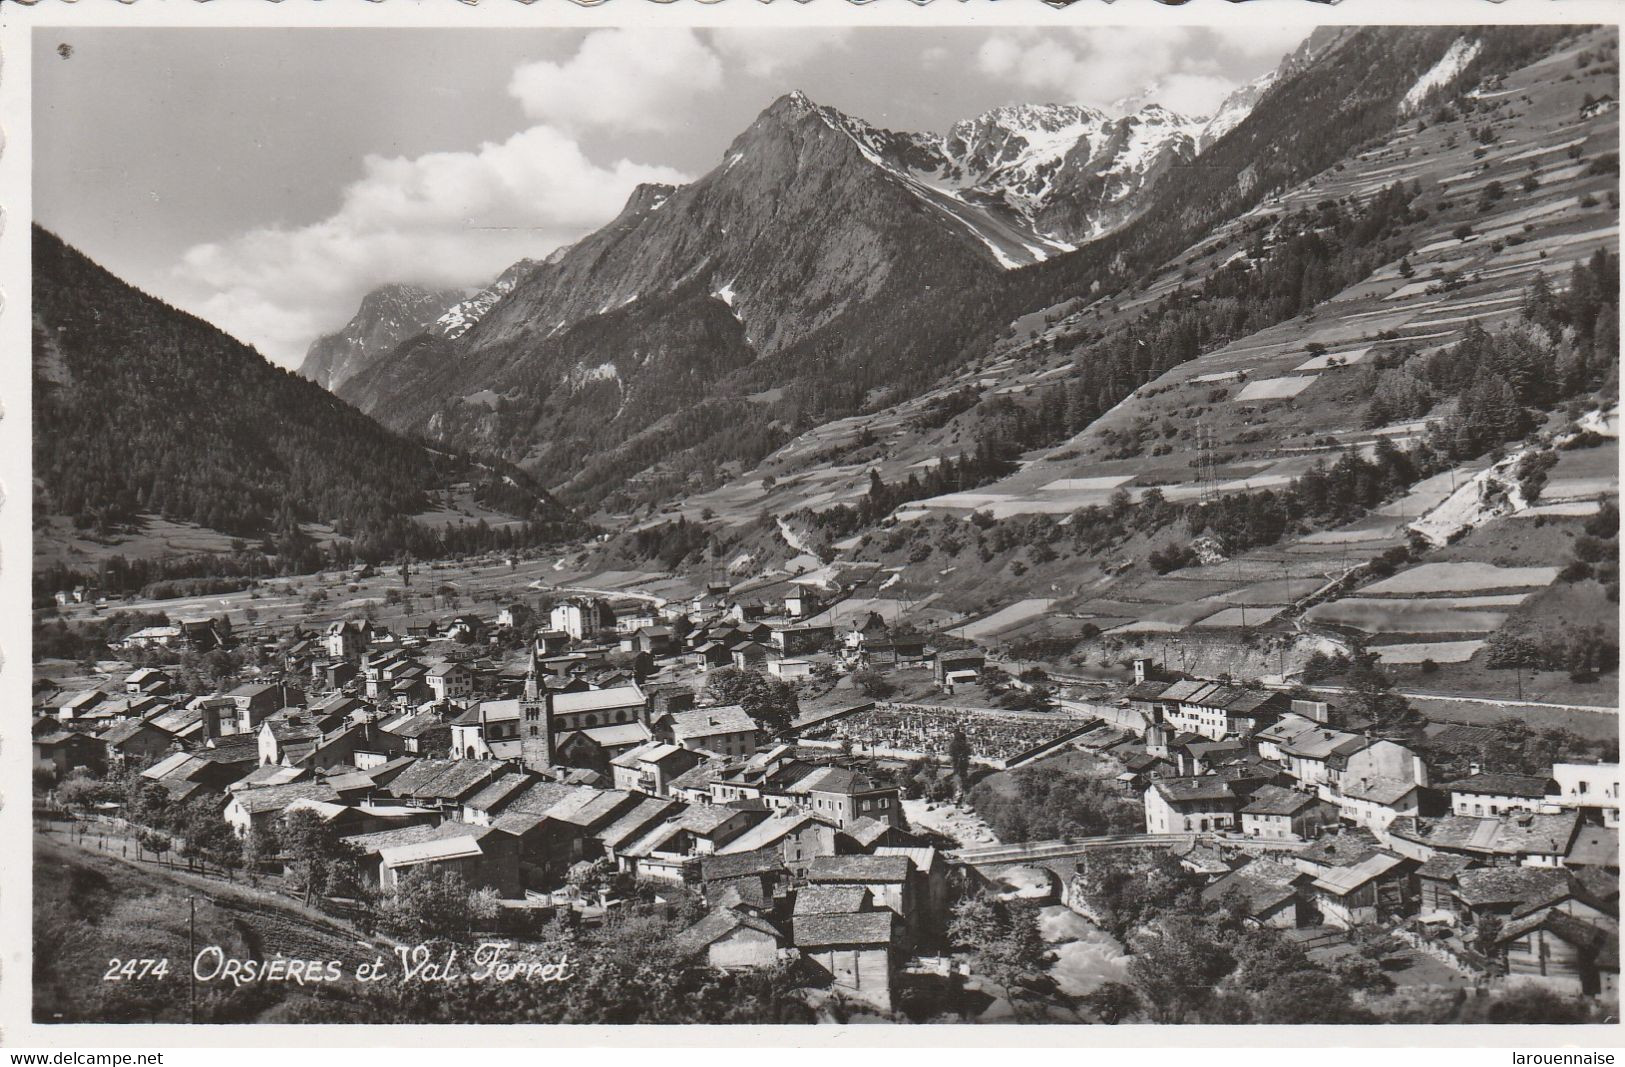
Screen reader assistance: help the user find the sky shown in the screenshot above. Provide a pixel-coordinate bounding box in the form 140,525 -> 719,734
33,26 -> 1312,369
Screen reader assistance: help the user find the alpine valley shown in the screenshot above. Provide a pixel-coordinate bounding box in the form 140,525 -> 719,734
36,24 -> 1620,705
319,26 -> 1571,517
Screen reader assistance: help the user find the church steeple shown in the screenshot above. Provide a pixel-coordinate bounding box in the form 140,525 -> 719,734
524,645 -> 540,702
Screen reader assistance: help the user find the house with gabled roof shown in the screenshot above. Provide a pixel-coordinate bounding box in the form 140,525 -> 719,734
550,598 -> 616,642
97,718 -> 174,767
1415,853 -> 1476,916
1143,776 -> 1239,835
449,699 -> 529,761
257,716 -> 323,768
595,796 -> 687,861
1333,774 -> 1424,832
1445,771 -> 1561,818
793,910 -> 896,1011
384,758 -> 509,812
342,821 -> 520,898
1241,784 -> 1337,841
283,797 -> 436,839
426,660 -> 475,704
714,812 -> 837,877
1276,725 -> 1370,791
665,755 -> 737,805
1202,858 -> 1306,928
778,765 -> 901,830
610,741 -> 703,797
807,854 -> 914,933
1491,908 -> 1616,996
554,721 -> 654,774
1147,680 -> 1287,741
34,729 -> 108,778
55,689 -> 107,724
1307,849 -> 1413,928
1451,866 -> 1576,924
618,805 -> 757,883
698,849 -> 790,915
223,780 -> 342,837
125,667 -> 172,696
227,681 -> 304,735
378,708 -> 450,758
461,771 -> 538,825
1385,810 -> 1582,869
673,908 -> 786,970
659,704 -> 759,758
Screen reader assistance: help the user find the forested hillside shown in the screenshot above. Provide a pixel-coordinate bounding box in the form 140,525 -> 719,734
32,227 -> 582,582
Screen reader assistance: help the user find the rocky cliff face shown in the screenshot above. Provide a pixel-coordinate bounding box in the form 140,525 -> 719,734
431,260 -> 541,341
299,283 -> 462,391
838,100 -> 1208,248
331,90 -> 1256,410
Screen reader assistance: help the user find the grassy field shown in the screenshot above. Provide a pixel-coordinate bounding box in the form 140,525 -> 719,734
971,748 -> 1120,806
1403,697 -> 1619,743
34,834 -> 376,1023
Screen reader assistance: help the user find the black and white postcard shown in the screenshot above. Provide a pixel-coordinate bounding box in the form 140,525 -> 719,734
2,0 -> 1620,1049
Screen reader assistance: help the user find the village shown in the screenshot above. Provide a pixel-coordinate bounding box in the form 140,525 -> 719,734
31,558 -> 1621,1022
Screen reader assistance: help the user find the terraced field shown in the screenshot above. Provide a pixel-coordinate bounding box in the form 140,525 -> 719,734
561,32 -> 1619,713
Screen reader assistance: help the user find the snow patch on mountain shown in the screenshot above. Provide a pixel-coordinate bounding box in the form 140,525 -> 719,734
811,98 -> 1216,258
1199,71 -> 1278,150
434,259 -> 539,340
1402,37 -> 1483,114
568,361 -> 622,392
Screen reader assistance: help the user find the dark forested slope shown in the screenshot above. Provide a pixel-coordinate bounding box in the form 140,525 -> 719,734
32,227 -> 579,560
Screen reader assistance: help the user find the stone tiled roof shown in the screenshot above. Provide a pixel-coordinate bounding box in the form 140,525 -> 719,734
1241,785 -> 1317,817
672,909 -> 783,959
807,854 -> 910,883
1454,866 -> 1571,907
1152,776 -> 1237,805
231,780 -> 340,815
1442,772 -> 1558,799
793,885 -> 869,916
792,911 -> 893,948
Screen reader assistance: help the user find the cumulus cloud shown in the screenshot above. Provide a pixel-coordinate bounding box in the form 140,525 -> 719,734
176,123 -> 688,366
975,26 -> 1307,118
172,25 -> 863,367
1149,72 -> 1243,118
708,28 -> 854,79
508,28 -> 723,134
173,29 -> 732,367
